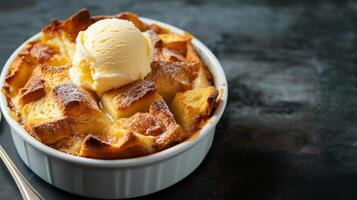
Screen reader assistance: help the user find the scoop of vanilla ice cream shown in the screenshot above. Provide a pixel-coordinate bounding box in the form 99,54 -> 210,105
70,18 -> 153,94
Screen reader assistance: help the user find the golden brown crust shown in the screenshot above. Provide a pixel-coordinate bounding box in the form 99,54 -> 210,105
150,100 -> 176,127
148,61 -> 198,91
170,86 -> 218,133
42,9 -> 94,42
5,56 -> 34,94
20,82 -> 109,145
149,100 -> 184,149
37,65 -> 71,88
29,42 -> 56,63
25,117 -> 73,145
49,135 -> 84,155
40,65 -> 69,74
101,80 -> 161,119
4,41 -> 60,98
18,73 -> 46,105
17,41 -> 57,64
52,83 -> 110,136
53,83 -> 99,117
119,113 -> 163,136
79,133 -> 151,159
105,80 -> 157,109
158,33 -> 189,55
119,80 -> 156,109
117,100 -> 184,150
42,10 -> 155,43
146,61 -> 198,102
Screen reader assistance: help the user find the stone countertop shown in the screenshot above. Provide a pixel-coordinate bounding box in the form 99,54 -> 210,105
1,0 -> 357,199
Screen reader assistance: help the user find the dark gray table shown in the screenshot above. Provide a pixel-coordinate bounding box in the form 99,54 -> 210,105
2,0 -> 357,199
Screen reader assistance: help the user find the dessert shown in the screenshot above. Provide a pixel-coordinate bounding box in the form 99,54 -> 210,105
2,9 -> 219,159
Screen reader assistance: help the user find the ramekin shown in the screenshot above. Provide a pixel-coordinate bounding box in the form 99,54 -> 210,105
0,18 -> 228,199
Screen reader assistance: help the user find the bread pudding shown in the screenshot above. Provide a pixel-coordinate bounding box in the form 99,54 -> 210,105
2,9 -> 219,159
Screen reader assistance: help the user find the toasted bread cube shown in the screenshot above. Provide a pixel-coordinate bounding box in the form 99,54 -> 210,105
53,83 -> 110,134
101,80 -> 162,119
146,61 -> 198,102
118,113 -> 164,136
14,65 -> 71,109
53,83 -> 99,117
159,33 -> 188,55
42,9 -> 89,61
21,93 -> 69,145
37,65 -> 71,88
4,41 -> 67,97
21,93 -> 63,124
42,9 -> 94,42
149,100 -> 185,149
5,56 -> 35,95
193,66 -> 213,89
17,73 -> 46,105
28,41 -> 56,63
42,35 -> 75,64
120,100 -> 184,148
16,64 -> 71,96
22,83 -> 109,145
23,41 -> 58,65
170,86 -> 218,132
50,135 -> 84,155
25,117 -> 73,145
79,133 -> 155,159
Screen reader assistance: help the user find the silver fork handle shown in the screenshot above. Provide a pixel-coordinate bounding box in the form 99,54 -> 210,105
0,145 -> 44,200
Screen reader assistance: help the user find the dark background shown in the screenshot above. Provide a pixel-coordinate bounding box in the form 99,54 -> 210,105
1,0 -> 357,199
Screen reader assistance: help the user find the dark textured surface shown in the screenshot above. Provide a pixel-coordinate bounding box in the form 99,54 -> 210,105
1,0 -> 357,199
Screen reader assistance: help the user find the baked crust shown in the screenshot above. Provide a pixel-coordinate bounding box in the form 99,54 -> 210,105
79,133 -> 153,159
80,100 -> 184,159
37,65 -> 71,87
119,99 -> 184,149
146,61 -> 199,102
53,83 -> 110,135
42,9 -> 94,42
102,80 -> 162,119
3,9 -> 218,159
28,42 -> 57,63
119,113 -> 164,136
53,83 -> 99,117
150,100 -> 185,149
25,117 -> 73,145
18,73 -> 46,105
158,33 -> 189,55
5,55 -> 34,92
171,86 -> 218,132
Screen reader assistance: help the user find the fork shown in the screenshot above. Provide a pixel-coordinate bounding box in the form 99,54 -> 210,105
0,113 -> 44,200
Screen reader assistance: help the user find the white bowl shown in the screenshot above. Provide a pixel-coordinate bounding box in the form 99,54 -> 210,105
0,18 -> 228,199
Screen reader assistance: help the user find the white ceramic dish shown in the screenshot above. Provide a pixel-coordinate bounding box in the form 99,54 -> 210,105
0,18 -> 228,199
